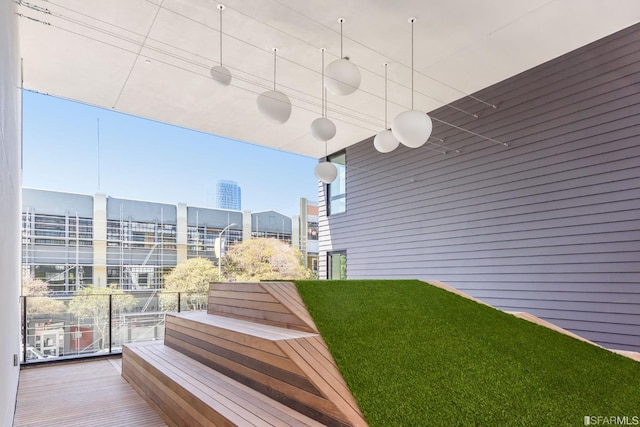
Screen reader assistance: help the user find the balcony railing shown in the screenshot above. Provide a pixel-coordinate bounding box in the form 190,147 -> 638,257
19,291 -> 207,364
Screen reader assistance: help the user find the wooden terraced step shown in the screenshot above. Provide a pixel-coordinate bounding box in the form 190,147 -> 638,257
123,342 -> 324,427
123,282 -> 367,426
164,311 -> 366,427
208,281 -> 318,333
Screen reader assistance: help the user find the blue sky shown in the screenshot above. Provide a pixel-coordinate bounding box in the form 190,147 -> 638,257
22,91 -> 319,216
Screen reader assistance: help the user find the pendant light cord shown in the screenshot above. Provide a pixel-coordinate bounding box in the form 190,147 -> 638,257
324,87 -> 327,118
321,48 -> 325,118
410,18 -> 414,110
384,62 -> 388,128
219,5 -> 223,66
339,18 -> 344,59
273,48 -> 277,90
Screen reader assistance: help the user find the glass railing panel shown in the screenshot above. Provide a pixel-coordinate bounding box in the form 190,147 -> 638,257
113,292 -> 165,349
21,291 -> 207,364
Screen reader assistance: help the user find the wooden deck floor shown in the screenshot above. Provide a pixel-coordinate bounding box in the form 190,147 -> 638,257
14,357 -> 167,427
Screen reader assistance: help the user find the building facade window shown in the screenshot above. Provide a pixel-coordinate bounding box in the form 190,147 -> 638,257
251,231 -> 292,244
309,256 -> 319,275
327,151 -> 346,215
187,226 -> 242,261
23,213 -> 93,246
22,212 -> 94,293
307,221 -> 318,240
327,251 -> 347,280
106,220 -> 176,249
30,265 -> 93,293
106,265 -> 172,289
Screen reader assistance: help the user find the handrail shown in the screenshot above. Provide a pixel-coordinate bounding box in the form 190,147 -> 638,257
20,290 -> 206,365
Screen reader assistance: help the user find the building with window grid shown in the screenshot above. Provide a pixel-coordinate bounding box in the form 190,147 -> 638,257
22,188 -> 298,293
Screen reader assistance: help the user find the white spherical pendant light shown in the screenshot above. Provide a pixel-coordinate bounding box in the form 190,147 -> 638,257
257,48 -> 291,124
310,117 -> 336,141
324,58 -> 361,96
210,65 -> 231,86
390,18 -> 435,150
314,161 -> 338,183
256,90 -> 292,124
324,18 -> 360,96
374,130 -> 399,153
310,49 -> 337,142
392,110 -> 432,148
373,63 -> 399,154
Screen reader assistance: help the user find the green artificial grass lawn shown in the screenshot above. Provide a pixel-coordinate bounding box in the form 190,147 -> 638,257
294,280 -> 640,426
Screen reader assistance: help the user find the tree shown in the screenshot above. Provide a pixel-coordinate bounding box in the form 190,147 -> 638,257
223,238 -> 312,282
160,258 -> 218,311
68,285 -> 136,349
21,271 -> 66,316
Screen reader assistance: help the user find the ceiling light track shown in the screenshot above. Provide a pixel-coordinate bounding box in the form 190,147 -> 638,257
427,138 -> 461,153
14,12 -> 50,25
347,163 -> 421,183
19,1 -> 51,15
431,116 -> 509,147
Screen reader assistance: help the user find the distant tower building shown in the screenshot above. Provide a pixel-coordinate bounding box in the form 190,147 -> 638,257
216,180 -> 241,210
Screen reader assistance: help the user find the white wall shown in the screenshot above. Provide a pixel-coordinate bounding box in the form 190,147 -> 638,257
0,0 -> 22,424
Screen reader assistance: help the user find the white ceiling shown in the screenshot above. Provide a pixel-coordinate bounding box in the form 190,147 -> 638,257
18,0 -> 640,158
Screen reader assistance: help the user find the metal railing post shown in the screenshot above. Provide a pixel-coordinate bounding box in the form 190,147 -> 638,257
108,294 -> 112,354
22,296 -> 27,363
177,292 -> 181,313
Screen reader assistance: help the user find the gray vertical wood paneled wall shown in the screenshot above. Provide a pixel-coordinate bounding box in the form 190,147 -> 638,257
319,24 -> 640,351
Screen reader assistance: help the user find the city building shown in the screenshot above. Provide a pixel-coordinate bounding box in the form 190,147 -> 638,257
22,188 -> 293,292
215,180 -> 241,211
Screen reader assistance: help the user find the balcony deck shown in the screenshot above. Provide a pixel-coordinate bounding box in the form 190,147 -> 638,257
14,357 -> 167,427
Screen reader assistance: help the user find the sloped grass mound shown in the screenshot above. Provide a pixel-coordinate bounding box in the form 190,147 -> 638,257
294,280 -> 640,426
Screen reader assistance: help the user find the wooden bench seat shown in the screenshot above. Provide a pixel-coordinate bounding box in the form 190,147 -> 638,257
123,282 -> 367,426
164,312 -> 366,427
123,342 -> 325,427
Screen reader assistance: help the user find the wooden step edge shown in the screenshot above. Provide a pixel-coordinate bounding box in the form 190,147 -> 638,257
124,344 -> 327,426
167,312 -> 319,341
